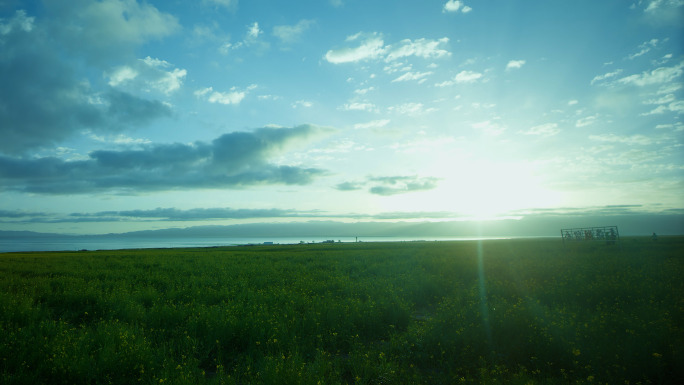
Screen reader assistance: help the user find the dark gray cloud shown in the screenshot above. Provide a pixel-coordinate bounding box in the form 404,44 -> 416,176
0,7 -> 175,155
364,211 -> 458,220
74,208 -> 460,222
105,90 -> 173,126
75,207 -> 319,221
334,181 -> 363,191
508,205 -> 658,217
0,125 -> 330,194
368,176 -> 440,196
336,175 -> 440,195
43,0 -> 180,65
0,206 -> 462,224
0,209 -> 51,219
0,207 -> 462,225
2,205 -> 681,230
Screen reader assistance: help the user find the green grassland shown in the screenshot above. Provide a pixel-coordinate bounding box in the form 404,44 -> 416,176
1,237 -> 682,384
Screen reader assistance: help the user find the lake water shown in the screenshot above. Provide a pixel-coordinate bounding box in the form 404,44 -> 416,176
0,235 -> 522,253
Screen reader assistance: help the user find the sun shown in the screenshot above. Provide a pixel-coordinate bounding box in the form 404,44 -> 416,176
426,159 -> 561,220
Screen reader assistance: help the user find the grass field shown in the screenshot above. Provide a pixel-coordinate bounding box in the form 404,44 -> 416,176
1,237 -> 682,384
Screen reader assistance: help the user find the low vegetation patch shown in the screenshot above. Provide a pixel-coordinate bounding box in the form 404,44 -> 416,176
1,237 -> 682,384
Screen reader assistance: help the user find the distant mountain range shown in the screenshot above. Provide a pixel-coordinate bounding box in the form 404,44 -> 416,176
0,230 -> 66,238
2,213 -> 682,239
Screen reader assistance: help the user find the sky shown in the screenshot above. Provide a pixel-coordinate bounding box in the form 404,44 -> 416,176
0,0 -> 683,235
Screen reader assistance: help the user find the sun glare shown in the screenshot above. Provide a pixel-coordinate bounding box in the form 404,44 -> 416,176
433,160 -> 560,219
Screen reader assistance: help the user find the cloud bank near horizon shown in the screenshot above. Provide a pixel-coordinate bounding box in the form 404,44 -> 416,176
1,204 -> 680,226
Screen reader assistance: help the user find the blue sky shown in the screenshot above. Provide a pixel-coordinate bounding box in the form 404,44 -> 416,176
1,0 -> 683,235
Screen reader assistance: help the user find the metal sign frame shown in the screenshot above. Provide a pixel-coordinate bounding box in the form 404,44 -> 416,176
561,226 -> 620,245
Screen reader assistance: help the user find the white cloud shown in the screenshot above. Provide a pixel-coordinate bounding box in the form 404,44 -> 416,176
159,73 -> 186,93
656,82 -> 682,95
576,115 -> 598,127
389,102 -> 435,116
209,89 -> 246,105
628,38 -> 660,59
618,61 -> 684,86
383,62 -> 408,74
326,34 -> 451,65
309,139 -> 369,155
354,87 -> 375,95
258,94 -> 281,101
454,70 -> 483,83
0,10 -> 34,34
340,102 -> 379,112
52,146 -> 90,161
392,71 -> 433,83
644,93 -> 677,105
472,120 -> 506,136
106,56 -> 187,95
292,100 -> 313,108
644,0 -> 684,13
443,1 -> 472,13
112,134 -> 152,145
435,80 -> 454,87
435,70 -> 483,87
325,33 -> 385,64
589,133 -> 654,145
204,0 -> 238,9
470,102 -> 496,109
641,100 -> 684,115
590,69 -> 623,85
218,21 -> 268,54
506,60 -> 526,70
635,1 -> 684,24
273,19 -> 315,44
385,38 -> 450,62
88,133 -> 151,146
219,42 -> 240,54
568,100 -> 579,106
443,0 -> 462,12
354,119 -> 391,129
107,66 -> 139,87
140,57 -> 187,94
195,84 -> 256,105
521,123 -> 560,136
141,57 -> 167,68
655,122 -> 684,131
247,22 -> 261,39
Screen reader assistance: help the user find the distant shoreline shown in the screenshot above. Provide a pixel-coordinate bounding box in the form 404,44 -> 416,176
4,234 -> 679,254
1,235 -> 559,254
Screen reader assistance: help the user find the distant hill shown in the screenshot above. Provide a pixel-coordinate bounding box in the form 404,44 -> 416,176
108,214 -> 684,238
0,230 -> 67,239
2,213 -> 682,239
